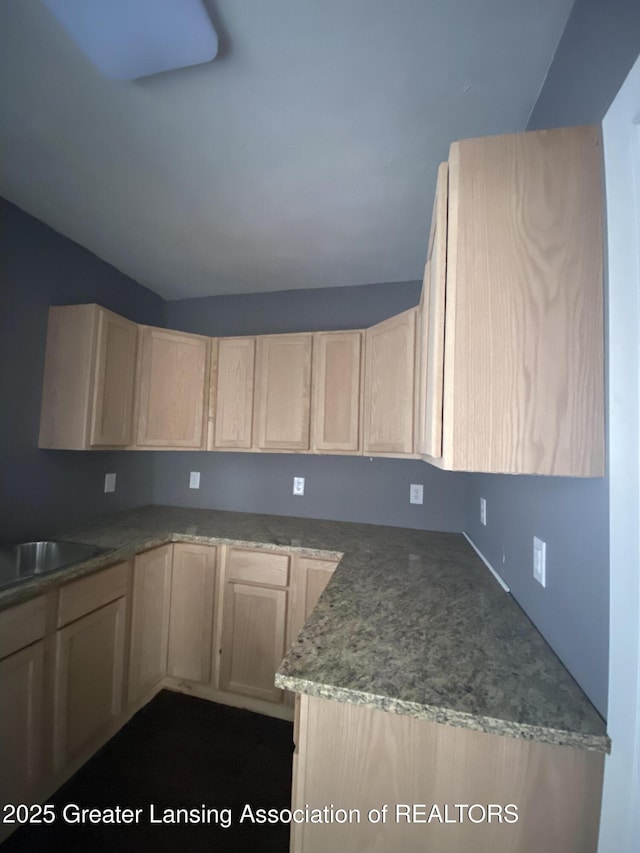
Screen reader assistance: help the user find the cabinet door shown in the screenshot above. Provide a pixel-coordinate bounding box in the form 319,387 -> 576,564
212,337 -> 256,449
220,582 -> 287,703
312,332 -> 362,453
443,127 -> 604,475
135,327 -> 209,448
128,545 -> 173,702
167,544 -> 216,683
255,334 -> 312,450
417,162 -> 448,459
38,304 -> 98,449
0,641 -> 45,804
53,598 -> 125,771
89,308 -> 138,447
363,308 -> 417,455
288,557 -> 338,648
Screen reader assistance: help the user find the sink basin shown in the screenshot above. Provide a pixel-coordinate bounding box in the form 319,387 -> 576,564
0,541 -> 109,590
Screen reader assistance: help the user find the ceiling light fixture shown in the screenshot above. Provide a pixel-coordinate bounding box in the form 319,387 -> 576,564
40,0 -> 219,80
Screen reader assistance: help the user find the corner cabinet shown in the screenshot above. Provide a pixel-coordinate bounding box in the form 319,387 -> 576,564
254,334 -> 313,451
39,304 -> 138,449
419,126 -> 605,476
218,548 -> 289,703
363,308 -> 417,456
311,332 -> 362,453
134,326 -> 210,449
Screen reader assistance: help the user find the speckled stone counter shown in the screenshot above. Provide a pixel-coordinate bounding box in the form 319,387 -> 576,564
0,505 -> 608,753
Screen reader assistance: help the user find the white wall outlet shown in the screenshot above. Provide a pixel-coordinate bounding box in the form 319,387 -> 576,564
533,536 -> 547,587
480,497 -> 487,526
104,473 -> 116,493
189,471 -> 201,489
293,476 -> 305,496
410,484 -> 424,505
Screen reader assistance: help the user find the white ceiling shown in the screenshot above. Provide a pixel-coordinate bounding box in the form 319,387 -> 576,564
0,0 -> 574,300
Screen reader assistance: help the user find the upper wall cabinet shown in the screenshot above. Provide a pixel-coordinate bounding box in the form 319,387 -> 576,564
311,331 -> 362,453
254,334 -> 312,452
39,304 -> 138,450
135,326 -> 210,449
363,308 -> 417,456
209,337 -> 256,450
419,126 -> 605,476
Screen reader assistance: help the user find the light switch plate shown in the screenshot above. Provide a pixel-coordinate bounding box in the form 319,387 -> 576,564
189,471 -> 201,489
533,536 -> 546,587
410,484 -> 424,505
104,473 -> 116,493
480,497 -> 487,526
293,477 -> 305,496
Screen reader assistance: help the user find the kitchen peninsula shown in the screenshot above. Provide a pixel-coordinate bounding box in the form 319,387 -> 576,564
0,506 -> 607,851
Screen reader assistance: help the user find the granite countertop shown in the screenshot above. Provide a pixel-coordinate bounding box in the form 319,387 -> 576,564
0,505 -> 608,753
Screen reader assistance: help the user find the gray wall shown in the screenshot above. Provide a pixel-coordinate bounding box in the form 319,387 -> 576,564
0,198 -> 165,541
466,0 -> 640,718
157,283 -> 469,532
528,0 -> 640,130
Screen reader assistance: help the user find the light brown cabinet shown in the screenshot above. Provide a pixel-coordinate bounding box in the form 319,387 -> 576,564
218,548 -> 289,703
419,126 -> 604,476
167,543 -> 216,683
53,597 -> 126,772
254,334 -> 313,451
363,308 -> 417,456
135,326 -> 209,449
53,563 -> 128,773
0,641 -> 45,807
128,545 -> 173,702
39,304 -> 138,449
311,332 -> 362,453
209,337 -> 256,449
288,556 -> 338,647
291,694 -> 604,853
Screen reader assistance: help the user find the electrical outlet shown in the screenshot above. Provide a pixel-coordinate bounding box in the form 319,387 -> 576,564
533,536 -> 546,587
104,473 -> 116,493
293,477 -> 305,496
480,497 -> 487,526
409,484 -> 424,505
189,471 -> 200,489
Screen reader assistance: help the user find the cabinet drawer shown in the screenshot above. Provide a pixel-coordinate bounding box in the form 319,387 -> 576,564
58,561 -> 128,628
227,549 -> 289,587
0,596 -> 47,660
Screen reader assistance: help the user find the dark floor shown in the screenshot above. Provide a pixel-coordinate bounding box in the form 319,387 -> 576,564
1,690 -> 294,852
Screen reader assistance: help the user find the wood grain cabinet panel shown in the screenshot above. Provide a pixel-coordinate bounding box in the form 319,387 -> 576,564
135,326 -> 209,449
312,332 -> 362,453
39,304 -> 137,450
128,545 -> 173,702
292,694 -> 604,853
210,337 -> 256,449
219,582 -> 287,703
254,334 -> 312,451
53,597 -> 126,772
416,161 -> 448,458
363,308 -> 417,456
167,544 -> 216,683
420,126 -> 605,475
288,557 -> 338,648
0,641 -> 45,805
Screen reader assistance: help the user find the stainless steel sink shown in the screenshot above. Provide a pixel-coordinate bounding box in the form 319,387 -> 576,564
0,541 -> 109,590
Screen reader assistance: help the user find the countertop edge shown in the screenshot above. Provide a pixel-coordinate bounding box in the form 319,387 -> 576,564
274,673 -> 611,754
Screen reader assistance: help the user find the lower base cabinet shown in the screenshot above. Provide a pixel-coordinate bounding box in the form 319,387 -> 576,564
167,544 -> 217,683
291,694 -> 604,853
220,581 -> 287,702
0,641 -> 45,806
128,545 -> 173,703
53,597 -> 126,771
